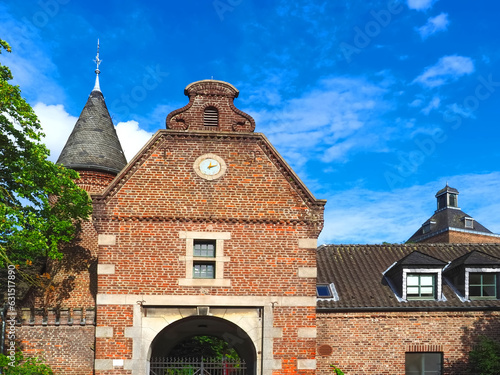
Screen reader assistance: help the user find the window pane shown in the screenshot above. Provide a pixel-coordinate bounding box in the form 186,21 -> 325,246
420,275 -> 434,286
193,264 -> 215,279
317,285 -> 332,298
194,240 -> 215,257
405,353 -> 422,373
420,287 -> 434,295
483,274 -> 496,285
424,353 -> 442,371
470,273 -> 482,284
470,286 -> 481,296
406,353 -> 442,375
483,286 -> 496,297
407,287 -> 419,295
407,275 -> 419,286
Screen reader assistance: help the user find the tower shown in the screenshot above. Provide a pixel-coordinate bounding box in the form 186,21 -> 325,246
57,41 -> 127,194
408,185 -> 500,243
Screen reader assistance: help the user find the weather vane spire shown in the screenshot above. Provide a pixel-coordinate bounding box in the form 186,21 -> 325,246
93,39 -> 102,92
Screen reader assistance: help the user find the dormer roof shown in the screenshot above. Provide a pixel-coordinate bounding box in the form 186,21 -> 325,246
446,250 -> 500,273
317,243 -> 500,310
393,250 -> 447,267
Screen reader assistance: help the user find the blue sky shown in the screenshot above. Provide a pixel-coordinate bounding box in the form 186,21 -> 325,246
2,0 -> 500,244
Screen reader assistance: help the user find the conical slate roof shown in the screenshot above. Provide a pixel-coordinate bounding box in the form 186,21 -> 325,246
57,87 -> 127,175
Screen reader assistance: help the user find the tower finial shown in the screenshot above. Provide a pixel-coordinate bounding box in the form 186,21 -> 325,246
93,39 -> 101,92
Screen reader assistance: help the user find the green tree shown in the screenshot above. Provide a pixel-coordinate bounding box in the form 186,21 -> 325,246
469,336 -> 500,375
0,351 -> 53,374
0,39 -> 92,268
169,335 -> 240,359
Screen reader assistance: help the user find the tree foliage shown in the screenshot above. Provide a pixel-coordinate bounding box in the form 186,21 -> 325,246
169,335 -> 240,359
469,335 -> 500,375
0,351 -> 53,374
0,39 -> 92,267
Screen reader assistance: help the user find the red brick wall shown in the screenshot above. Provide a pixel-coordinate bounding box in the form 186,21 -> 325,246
77,170 -> 117,195
17,325 -> 95,375
419,230 -> 500,243
92,130 -> 323,373
317,311 -> 500,375
95,305 -> 134,360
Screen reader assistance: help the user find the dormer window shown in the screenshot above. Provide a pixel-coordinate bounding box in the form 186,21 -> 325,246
422,220 -> 436,234
444,251 -> 500,301
384,251 -> 446,302
203,106 -> 219,127
406,274 -> 436,300
469,272 -> 497,300
464,217 -> 474,229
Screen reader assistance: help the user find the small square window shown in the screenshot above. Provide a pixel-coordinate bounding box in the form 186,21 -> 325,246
405,352 -> 442,375
407,274 -> 435,300
194,240 -> 216,257
316,284 -> 333,298
470,272 -> 497,299
193,262 -> 215,279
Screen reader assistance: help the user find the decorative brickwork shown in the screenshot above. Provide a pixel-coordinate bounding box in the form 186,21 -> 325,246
76,170 -> 117,195
166,80 -> 255,132
15,308 -> 95,375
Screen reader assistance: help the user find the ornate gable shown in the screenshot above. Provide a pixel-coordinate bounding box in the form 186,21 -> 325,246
166,80 -> 255,132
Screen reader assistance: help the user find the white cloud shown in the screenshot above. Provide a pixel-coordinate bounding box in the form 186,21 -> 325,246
34,103 -> 78,162
407,0 -> 437,11
0,11 -> 65,105
115,121 -> 154,162
34,103 -> 154,164
250,75 -> 393,171
319,172 -> 500,244
421,96 -> 441,115
417,13 -> 449,39
413,55 -> 475,88
445,103 -> 476,119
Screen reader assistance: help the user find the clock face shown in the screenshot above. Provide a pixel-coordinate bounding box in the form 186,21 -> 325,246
193,154 -> 227,180
199,158 -> 221,176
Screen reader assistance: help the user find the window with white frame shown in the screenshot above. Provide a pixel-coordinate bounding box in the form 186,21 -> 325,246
405,352 -> 442,375
468,271 -> 497,300
402,269 -> 442,301
178,231 -> 231,287
407,274 -> 436,300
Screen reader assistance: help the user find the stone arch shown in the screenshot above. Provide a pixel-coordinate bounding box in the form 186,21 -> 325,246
148,314 -> 258,374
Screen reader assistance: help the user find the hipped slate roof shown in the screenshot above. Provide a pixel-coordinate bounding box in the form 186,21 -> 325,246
408,208 -> 493,242
317,243 -> 500,311
57,89 -> 127,175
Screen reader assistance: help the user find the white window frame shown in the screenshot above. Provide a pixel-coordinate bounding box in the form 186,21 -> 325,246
178,231 -> 231,287
465,267 -> 498,301
402,268 -> 443,301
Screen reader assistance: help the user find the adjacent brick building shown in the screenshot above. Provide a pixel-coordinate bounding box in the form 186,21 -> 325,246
408,185 -> 500,244
4,65 -> 500,374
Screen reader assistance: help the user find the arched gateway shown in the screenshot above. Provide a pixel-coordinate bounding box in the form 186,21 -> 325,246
148,314 -> 258,375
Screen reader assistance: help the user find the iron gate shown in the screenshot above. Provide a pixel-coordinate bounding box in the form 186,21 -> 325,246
150,357 -> 247,375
